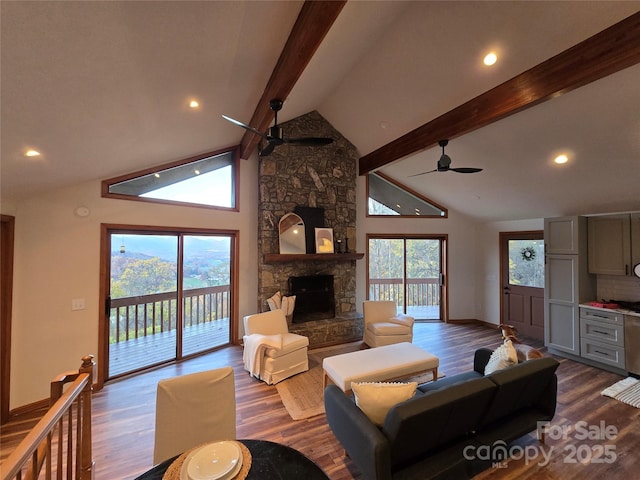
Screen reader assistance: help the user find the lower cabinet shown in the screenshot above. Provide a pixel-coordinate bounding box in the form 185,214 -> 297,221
579,307 -> 625,369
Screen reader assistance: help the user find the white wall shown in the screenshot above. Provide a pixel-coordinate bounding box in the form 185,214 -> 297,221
475,218 -> 544,326
5,158 -> 259,409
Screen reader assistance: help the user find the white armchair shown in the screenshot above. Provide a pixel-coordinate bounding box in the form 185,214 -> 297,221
243,310 -> 309,385
363,300 -> 415,348
153,366 -> 236,464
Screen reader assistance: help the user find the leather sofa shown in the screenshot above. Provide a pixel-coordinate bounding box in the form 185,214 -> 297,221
324,348 -> 559,480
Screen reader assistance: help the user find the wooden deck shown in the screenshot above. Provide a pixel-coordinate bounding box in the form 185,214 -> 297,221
406,305 -> 439,320
109,318 -> 231,377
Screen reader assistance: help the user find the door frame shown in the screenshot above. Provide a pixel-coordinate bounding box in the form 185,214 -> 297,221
366,233 -> 448,322
98,223 -> 239,389
1,215 -> 15,423
499,230 -> 544,337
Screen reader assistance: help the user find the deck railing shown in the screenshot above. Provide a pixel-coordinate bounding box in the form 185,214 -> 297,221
109,285 -> 230,344
369,278 -> 440,307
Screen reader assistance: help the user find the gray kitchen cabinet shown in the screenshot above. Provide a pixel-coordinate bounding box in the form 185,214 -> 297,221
544,216 -> 581,254
588,213 -> 640,276
579,307 -> 625,369
544,216 -> 596,355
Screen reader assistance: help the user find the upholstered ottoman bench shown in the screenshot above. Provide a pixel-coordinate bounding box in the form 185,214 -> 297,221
322,342 -> 439,394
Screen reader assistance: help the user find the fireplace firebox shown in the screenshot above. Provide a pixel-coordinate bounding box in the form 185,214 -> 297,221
289,275 -> 335,323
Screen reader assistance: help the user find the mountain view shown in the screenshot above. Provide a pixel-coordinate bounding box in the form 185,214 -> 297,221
110,234 -> 231,298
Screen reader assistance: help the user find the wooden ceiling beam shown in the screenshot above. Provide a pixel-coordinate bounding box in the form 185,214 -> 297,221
359,11 -> 640,175
239,0 -> 346,159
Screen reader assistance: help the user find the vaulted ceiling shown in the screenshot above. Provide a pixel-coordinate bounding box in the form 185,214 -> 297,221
2,1 -> 639,221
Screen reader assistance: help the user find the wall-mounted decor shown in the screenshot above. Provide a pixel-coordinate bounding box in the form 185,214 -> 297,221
315,228 -> 334,253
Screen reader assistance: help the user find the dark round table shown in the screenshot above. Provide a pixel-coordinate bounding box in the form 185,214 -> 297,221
134,439 -> 329,480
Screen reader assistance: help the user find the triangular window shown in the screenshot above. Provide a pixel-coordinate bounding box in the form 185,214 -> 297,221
367,172 -> 447,217
102,148 -> 238,210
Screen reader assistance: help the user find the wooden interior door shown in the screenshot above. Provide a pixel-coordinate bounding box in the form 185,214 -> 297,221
1,215 -> 15,423
500,231 -> 544,340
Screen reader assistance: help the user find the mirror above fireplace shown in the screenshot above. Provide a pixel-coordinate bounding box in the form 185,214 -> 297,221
279,213 -> 306,254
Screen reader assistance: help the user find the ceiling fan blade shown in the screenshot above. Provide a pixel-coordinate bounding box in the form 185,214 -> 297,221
409,168 -> 438,177
259,141 -> 276,157
222,115 -> 268,140
450,167 -> 483,173
284,137 -> 334,146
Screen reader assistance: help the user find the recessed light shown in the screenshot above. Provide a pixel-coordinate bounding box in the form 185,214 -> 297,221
554,154 -> 569,164
189,100 -> 200,109
154,173 -> 161,178
483,52 -> 497,66
194,169 -> 200,175
25,149 -> 41,157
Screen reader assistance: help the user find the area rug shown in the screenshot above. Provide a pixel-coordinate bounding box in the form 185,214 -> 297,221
276,342 -> 444,420
601,377 -> 640,408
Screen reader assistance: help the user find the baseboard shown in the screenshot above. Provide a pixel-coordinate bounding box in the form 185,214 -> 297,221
447,318 -> 483,325
9,397 -> 49,420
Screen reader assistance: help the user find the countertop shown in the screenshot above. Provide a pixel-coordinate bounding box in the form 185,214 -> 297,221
580,303 -> 640,318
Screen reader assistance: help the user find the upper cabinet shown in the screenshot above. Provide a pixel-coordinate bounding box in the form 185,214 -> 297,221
545,216 -> 585,255
588,213 -> 640,276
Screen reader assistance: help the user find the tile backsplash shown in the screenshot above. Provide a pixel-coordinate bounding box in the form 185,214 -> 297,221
597,275 -> 640,302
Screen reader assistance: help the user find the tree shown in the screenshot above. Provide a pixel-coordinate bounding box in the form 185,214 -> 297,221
111,257 -> 176,297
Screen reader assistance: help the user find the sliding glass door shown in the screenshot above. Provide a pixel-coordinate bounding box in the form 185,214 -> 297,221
182,235 -> 232,356
104,228 -> 235,379
367,235 -> 445,320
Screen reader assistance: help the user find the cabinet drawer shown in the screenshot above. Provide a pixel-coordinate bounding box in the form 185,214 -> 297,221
580,318 -> 624,347
579,307 -> 624,325
580,338 -> 626,369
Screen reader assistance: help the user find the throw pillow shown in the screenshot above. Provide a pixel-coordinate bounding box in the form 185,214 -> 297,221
281,295 -> 296,316
351,381 -> 417,427
484,339 -> 518,375
266,291 -> 282,311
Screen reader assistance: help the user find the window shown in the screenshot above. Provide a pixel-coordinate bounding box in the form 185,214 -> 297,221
367,172 -> 447,217
102,147 -> 238,210
507,239 -> 545,288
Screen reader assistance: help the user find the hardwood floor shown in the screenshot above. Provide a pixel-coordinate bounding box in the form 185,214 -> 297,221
2,322 -> 638,479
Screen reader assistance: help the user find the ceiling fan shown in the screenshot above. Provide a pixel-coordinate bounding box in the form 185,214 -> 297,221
410,139 -> 483,176
222,99 -> 334,157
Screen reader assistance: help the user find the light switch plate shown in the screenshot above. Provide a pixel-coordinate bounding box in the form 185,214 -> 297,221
71,298 -> 86,311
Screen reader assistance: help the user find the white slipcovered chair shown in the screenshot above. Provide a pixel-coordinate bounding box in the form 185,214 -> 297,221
153,366 -> 236,464
363,300 -> 415,348
243,310 -> 309,385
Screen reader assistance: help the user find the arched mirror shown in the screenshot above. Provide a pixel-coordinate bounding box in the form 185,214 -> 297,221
279,213 -> 306,254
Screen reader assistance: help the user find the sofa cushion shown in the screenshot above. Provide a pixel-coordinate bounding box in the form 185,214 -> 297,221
383,377 -> 496,467
417,370 -> 482,394
264,333 -> 309,358
367,321 -> 411,336
484,340 -> 517,375
352,381 -> 418,426
480,357 -> 559,427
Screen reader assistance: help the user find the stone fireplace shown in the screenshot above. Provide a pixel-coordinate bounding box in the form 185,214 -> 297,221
257,110 -> 363,346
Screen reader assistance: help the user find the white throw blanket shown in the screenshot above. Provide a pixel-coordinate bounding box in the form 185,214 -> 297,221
243,334 -> 283,379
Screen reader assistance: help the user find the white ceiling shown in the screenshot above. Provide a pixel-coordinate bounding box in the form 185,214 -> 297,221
2,1 -> 639,221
